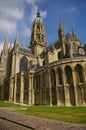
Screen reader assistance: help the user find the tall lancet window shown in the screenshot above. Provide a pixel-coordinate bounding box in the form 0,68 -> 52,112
20,57 -> 28,72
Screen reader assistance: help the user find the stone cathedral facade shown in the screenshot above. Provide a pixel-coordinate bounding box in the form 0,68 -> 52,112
0,10 -> 86,106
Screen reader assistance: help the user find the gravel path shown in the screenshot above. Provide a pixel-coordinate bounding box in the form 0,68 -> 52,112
0,108 -> 86,130
0,118 -> 31,130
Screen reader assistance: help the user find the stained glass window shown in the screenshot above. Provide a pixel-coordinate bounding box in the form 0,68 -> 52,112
20,57 -> 28,72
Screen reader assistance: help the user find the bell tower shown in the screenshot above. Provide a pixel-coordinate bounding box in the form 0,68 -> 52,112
30,9 -> 48,56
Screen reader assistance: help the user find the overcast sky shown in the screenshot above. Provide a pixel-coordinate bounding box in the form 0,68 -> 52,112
0,0 -> 86,52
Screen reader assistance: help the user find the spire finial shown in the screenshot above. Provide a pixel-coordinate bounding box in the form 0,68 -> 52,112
3,35 -> 8,51
59,19 -> 63,29
37,8 -> 40,17
72,26 -> 77,38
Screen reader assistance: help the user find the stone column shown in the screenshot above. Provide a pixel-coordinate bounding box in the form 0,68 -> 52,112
9,78 -> 14,102
28,74 -> 32,105
20,73 -> 24,103
55,69 -> 62,106
48,70 -> 52,106
31,74 -> 34,105
40,72 -> 42,105
13,76 -> 17,102
72,68 -> 79,106
62,67 -> 71,106
82,64 -> 86,83
11,53 -> 15,77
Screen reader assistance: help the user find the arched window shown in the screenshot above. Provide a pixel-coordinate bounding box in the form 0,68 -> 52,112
29,60 -> 33,69
57,67 -> 63,85
50,69 -> 57,105
65,66 -> 73,84
20,57 -> 28,72
75,64 -> 83,84
51,69 -> 56,88
65,44 -> 70,57
58,51 -> 62,60
72,42 -> 76,52
36,75 -> 38,89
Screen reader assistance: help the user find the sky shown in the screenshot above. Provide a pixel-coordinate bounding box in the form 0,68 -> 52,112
0,0 -> 86,52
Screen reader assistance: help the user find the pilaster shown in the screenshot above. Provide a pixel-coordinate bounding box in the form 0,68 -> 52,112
9,78 -> 14,102
48,70 -> 52,106
28,74 -> 32,105
55,69 -> 63,106
13,76 -> 17,102
62,67 -> 71,106
72,68 -> 79,106
20,73 -> 24,103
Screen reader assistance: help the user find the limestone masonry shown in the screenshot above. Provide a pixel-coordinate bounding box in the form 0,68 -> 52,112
0,9 -> 86,106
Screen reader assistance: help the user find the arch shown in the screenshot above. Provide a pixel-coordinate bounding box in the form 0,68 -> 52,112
58,51 -> 62,60
65,65 -> 75,105
20,57 -> 28,72
72,42 -> 76,53
75,64 -> 83,84
65,65 -> 73,84
57,67 -> 63,85
24,76 -> 28,104
36,75 -> 39,89
50,69 -> 57,105
16,77 -> 20,102
75,64 -> 84,105
29,60 -> 33,68
57,67 -> 65,105
45,70 -> 50,105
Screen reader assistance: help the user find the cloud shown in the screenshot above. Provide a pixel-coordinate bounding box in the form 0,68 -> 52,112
0,18 -> 17,34
1,8 -> 24,20
40,10 -> 47,18
0,0 -> 47,44
0,42 -> 4,54
65,7 -> 77,13
0,0 -> 24,35
29,4 -> 47,23
25,0 -> 44,5
23,27 -> 31,37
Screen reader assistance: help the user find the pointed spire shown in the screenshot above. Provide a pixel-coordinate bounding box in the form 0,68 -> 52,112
14,35 -> 19,46
37,8 -> 41,17
3,36 -> 8,51
9,44 -> 12,52
72,26 -> 77,39
59,19 -> 63,29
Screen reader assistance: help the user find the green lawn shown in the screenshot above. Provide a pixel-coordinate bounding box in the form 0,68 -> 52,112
0,101 -> 86,125
0,101 -> 22,108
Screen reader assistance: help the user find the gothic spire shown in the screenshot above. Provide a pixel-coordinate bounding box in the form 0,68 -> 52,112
14,35 -> 19,46
72,27 -> 76,38
3,36 -> 8,52
9,44 -> 12,52
37,8 -> 41,17
59,19 -> 63,29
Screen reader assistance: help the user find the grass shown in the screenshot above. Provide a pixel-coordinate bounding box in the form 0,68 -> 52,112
0,101 -> 86,124
15,106 -> 86,124
0,101 -> 22,108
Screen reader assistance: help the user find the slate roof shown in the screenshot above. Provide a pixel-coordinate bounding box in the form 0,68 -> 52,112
19,46 -> 33,55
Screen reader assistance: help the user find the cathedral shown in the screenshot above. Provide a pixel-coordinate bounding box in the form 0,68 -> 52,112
0,9 -> 86,106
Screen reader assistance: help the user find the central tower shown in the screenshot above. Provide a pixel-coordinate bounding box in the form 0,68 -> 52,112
30,9 -> 48,56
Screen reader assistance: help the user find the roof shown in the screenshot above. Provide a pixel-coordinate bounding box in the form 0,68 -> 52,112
34,16 -> 43,23
19,46 -> 33,55
34,8 -> 43,24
